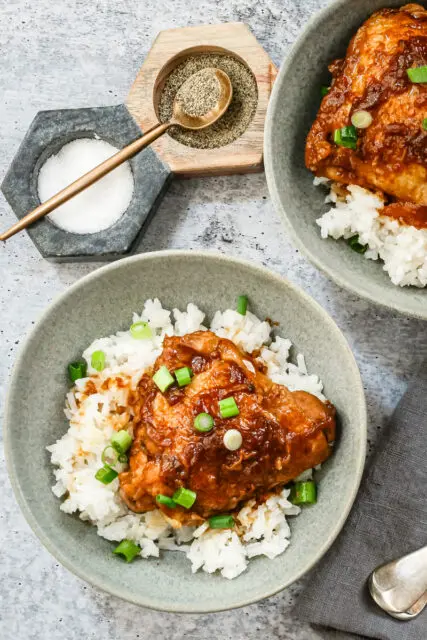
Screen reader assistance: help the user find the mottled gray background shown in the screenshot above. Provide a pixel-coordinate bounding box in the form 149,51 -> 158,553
0,1 -> 425,639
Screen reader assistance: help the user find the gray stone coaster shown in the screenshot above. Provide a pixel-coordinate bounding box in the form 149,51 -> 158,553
1,104 -> 172,261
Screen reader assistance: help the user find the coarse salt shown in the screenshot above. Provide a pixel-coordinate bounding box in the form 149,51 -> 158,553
38,138 -> 134,234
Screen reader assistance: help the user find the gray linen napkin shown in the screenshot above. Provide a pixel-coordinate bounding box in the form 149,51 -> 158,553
295,364 -> 427,640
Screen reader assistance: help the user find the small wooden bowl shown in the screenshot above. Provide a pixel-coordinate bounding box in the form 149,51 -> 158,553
126,23 -> 277,177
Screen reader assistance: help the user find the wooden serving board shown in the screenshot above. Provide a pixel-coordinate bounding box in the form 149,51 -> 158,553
126,23 -> 277,177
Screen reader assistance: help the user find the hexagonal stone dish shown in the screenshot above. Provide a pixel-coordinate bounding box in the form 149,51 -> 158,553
1,104 -> 172,261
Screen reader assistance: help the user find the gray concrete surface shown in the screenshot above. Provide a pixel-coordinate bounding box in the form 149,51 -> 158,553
0,1 -> 425,639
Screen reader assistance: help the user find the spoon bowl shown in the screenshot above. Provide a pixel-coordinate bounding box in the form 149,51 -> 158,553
171,68 -> 233,130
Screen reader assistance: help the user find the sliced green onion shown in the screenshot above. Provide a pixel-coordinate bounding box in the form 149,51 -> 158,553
113,539 -> 140,563
237,294 -> 248,315
95,465 -> 118,484
320,85 -> 330,97
101,445 -> 119,466
223,429 -> 243,451
290,480 -> 317,505
111,430 -> 132,454
172,487 -> 197,509
219,397 -> 239,418
194,412 -> 214,433
174,366 -> 193,387
130,321 -> 152,340
156,494 -> 177,508
91,350 -> 106,372
118,453 -> 128,464
347,234 -> 368,254
423,118 -> 427,131
351,110 -> 373,129
407,65 -> 427,83
68,360 -> 87,383
333,126 -> 358,150
209,514 -> 235,529
153,365 -> 175,392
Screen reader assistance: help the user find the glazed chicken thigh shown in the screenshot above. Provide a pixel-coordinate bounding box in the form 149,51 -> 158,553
306,4 -> 427,223
120,331 -> 335,525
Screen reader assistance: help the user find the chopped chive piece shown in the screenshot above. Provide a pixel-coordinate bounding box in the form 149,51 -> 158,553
333,126 -> 358,150
290,481 -> 317,505
407,65 -> 427,83
172,487 -> 197,509
111,430 -> 132,454
95,465 -> 118,484
209,514 -> 235,529
68,360 -> 87,383
341,125 -> 357,140
156,494 -> 177,508
118,453 -> 128,464
320,85 -> 330,97
174,366 -> 193,387
130,321 -> 152,340
91,350 -> 105,372
347,234 -> 368,254
153,366 -> 175,392
113,539 -> 140,562
237,294 -> 248,315
219,397 -> 240,418
194,412 -> 214,433
101,445 -> 119,466
423,118 -> 427,131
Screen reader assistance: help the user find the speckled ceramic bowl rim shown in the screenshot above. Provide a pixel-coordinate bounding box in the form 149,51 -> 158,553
4,250 -> 367,612
264,0 -> 427,321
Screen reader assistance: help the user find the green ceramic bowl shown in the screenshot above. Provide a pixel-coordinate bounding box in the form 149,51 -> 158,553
265,0 -> 427,319
4,251 -> 366,612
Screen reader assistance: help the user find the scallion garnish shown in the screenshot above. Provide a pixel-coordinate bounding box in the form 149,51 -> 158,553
347,234 -> 368,254
174,366 -> 193,387
113,539 -> 140,562
194,412 -> 214,433
351,110 -> 373,129
153,366 -> 175,392
223,429 -> 243,451
407,65 -> 427,83
423,118 -> 427,131
290,480 -> 317,505
91,350 -> 106,372
118,453 -> 128,464
320,85 -> 330,97
95,465 -> 118,484
101,445 -> 119,466
208,514 -> 235,529
68,360 -> 87,383
156,494 -> 177,509
219,397 -> 239,419
172,487 -> 197,509
237,294 -> 248,315
111,430 -> 132,454
333,126 -> 358,150
130,321 -> 152,340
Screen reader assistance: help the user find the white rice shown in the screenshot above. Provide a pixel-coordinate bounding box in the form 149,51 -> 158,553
315,180 -> 427,288
47,299 -> 324,579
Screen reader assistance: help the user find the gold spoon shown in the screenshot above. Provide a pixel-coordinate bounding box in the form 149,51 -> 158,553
0,68 -> 232,241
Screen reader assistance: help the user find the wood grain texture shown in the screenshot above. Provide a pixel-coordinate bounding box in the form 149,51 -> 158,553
126,23 -> 277,176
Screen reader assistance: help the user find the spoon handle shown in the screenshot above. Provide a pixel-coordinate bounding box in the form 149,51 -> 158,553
0,121 -> 170,241
369,545 -> 427,616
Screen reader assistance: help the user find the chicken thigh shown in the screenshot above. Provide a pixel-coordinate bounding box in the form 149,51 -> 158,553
306,4 -> 427,220
119,331 -> 335,525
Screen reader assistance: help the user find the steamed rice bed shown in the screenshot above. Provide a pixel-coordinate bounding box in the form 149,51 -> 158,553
48,299 -> 325,579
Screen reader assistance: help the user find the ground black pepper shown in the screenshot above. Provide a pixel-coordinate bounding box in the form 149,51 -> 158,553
158,53 -> 258,149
